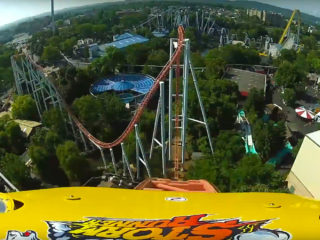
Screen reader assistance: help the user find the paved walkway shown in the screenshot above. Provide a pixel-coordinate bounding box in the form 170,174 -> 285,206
273,87 -> 319,135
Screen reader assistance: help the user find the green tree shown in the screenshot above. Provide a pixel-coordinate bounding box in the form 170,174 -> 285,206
292,138 -> 303,159
185,27 -> 197,46
5,121 -> 26,154
307,50 -> 320,73
136,27 -> 153,39
76,23 -> 94,38
28,128 -> 68,186
60,37 -> 77,56
244,88 -> 265,117
276,49 -> 297,64
58,66 -> 95,103
126,44 -> 150,65
92,24 -> 107,40
0,153 -> 34,190
191,52 -> 205,68
47,36 -> 62,48
205,57 -> 226,79
206,45 -> 260,65
187,131 -> 245,192
11,95 -> 38,121
275,61 -> 306,90
56,141 -> 90,182
73,94 -> 129,142
42,108 -> 67,137
191,79 -> 238,134
143,49 -> 168,76
41,45 -> 61,64
301,35 -> 318,53
72,95 -> 102,129
283,88 -> 296,107
231,155 -> 286,192
269,28 -> 283,43
253,120 -> 286,160
139,110 -> 155,141
0,116 -> 26,154
105,46 -> 125,74
56,19 -> 64,27
119,13 -> 147,29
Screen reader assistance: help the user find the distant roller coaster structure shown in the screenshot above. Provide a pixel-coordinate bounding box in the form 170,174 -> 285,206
136,7 -> 229,45
11,26 -> 213,182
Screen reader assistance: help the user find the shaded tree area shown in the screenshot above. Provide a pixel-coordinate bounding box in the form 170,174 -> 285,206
269,28 -> 283,43
187,131 -> 287,192
0,116 -> 39,190
283,88 -> 297,107
275,60 -> 307,101
143,49 -> 168,76
274,49 -> 297,65
229,15 -> 268,40
56,141 -> 91,183
189,78 -> 239,137
27,107 -> 73,187
231,155 -> 288,192
28,125 -> 69,187
57,66 -> 97,104
244,88 -> 265,122
0,153 -> 40,190
0,115 -> 26,155
253,120 -> 286,161
306,50 -> 320,74
90,46 -> 125,77
60,37 -> 77,57
292,139 -> 303,159
28,105 -> 97,187
41,45 -> 61,64
0,45 -> 15,93
205,45 -> 260,79
11,95 -> 39,121
42,108 -> 67,138
207,45 -> 260,65
72,93 -> 130,142
119,13 -> 148,29
301,35 -> 318,53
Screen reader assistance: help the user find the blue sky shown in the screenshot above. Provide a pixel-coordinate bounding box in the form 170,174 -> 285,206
0,0 -> 122,27
0,0 -> 319,27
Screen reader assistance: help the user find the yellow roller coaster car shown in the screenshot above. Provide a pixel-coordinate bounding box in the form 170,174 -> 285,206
0,187 -> 319,239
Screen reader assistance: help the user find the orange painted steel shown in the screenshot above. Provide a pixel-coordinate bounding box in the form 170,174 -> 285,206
135,178 -> 219,192
25,26 -> 185,150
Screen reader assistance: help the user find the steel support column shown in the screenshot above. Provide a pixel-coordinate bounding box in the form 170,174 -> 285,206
121,143 -> 134,182
181,40 -> 190,165
168,38 -> 174,162
189,61 -> 214,155
160,81 -> 166,177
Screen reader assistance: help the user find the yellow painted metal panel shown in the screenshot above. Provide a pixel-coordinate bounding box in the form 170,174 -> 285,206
0,187 -> 319,239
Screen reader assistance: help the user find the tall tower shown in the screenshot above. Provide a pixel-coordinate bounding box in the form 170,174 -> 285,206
51,0 -> 55,34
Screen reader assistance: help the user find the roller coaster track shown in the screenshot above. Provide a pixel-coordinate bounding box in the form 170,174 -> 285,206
24,26 -> 185,150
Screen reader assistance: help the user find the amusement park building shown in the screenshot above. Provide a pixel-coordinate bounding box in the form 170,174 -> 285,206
247,9 -> 285,27
92,33 -> 149,58
224,68 -> 266,97
286,130 -> 320,199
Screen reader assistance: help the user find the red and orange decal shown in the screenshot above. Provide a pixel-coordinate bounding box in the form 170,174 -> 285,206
45,214 -> 291,240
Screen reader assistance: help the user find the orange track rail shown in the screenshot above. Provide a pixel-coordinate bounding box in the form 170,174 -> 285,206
25,26 -> 185,149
